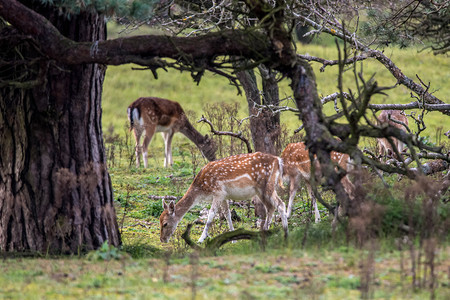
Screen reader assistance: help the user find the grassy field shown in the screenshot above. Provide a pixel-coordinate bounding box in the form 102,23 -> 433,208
1,242 -> 449,299
2,26 -> 449,299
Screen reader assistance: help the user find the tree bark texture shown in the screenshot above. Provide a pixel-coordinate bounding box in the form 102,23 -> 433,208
236,67 -> 280,155
0,3 -> 120,253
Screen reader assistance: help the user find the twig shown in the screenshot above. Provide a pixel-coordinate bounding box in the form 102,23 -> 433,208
148,195 -> 179,201
197,115 -> 253,153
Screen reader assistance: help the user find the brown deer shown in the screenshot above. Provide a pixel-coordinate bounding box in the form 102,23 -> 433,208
159,152 -> 288,243
376,110 -> 409,159
127,97 -> 216,168
281,142 -> 354,222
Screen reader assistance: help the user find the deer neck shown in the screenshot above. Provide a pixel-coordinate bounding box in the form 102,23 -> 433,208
178,115 -> 205,144
178,115 -> 216,161
174,186 -> 199,220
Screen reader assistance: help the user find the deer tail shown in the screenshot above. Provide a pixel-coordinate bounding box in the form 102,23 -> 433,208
127,106 -> 140,132
277,156 -> 284,189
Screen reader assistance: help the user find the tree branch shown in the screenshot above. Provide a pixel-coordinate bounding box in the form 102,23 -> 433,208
0,0 -> 271,67
369,102 -> 450,111
197,115 -> 253,153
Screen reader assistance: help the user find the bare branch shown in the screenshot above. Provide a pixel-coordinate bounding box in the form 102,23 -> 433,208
369,102 -> 450,111
197,116 -> 253,153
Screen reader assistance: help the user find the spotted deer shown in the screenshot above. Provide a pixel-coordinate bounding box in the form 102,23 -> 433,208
159,152 -> 288,243
127,97 -> 216,168
376,110 -> 409,159
281,142 -> 354,222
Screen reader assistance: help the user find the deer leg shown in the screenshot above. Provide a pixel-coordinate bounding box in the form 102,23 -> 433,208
305,182 -> 321,223
342,176 -> 355,200
273,191 -> 289,238
221,200 -> 234,232
161,129 -> 174,168
377,138 -> 389,159
132,128 -> 143,168
286,174 -> 300,218
198,196 -> 223,243
142,125 -> 156,168
259,196 -> 275,231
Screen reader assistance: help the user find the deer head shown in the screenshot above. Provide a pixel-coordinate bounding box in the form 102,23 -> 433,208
160,200 -> 179,243
376,110 -> 409,159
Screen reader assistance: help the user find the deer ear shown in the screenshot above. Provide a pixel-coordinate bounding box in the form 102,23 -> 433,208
162,200 -> 176,215
168,200 -> 175,215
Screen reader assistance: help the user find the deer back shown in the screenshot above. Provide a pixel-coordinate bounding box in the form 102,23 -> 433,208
376,110 -> 409,157
281,142 -> 315,180
127,97 -> 185,132
282,142 -> 352,180
191,152 -> 282,198
377,110 -> 409,130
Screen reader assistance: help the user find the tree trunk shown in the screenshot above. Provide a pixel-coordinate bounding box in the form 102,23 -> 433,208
0,3 -> 120,253
236,67 -> 280,156
235,64 -> 281,221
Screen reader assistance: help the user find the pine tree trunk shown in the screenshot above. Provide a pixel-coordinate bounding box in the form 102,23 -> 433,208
0,4 -> 120,253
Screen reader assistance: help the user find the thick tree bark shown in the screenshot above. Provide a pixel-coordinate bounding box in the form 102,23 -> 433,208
0,3 -> 120,253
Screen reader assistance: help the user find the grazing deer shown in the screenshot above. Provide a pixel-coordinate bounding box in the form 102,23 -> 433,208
159,152 -> 288,243
127,97 -> 216,168
376,110 -> 409,159
281,142 -> 354,222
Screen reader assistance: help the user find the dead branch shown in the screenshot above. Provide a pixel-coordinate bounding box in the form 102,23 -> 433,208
299,53 -> 367,72
181,224 -> 203,252
148,195 -> 179,201
181,223 -> 277,254
369,102 -> 450,111
197,115 -> 253,153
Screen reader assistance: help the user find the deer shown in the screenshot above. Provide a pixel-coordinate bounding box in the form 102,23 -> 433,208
159,152 -> 289,243
127,97 -> 216,168
376,110 -> 409,160
281,142 -> 354,222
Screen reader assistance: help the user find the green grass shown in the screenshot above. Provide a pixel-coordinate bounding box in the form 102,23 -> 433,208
1,238 -> 448,299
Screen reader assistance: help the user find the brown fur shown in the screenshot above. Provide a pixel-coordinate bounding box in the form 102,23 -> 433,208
281,142 -> 354,221
376,110 -> 409,159
128,97 -> 216,168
